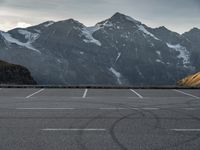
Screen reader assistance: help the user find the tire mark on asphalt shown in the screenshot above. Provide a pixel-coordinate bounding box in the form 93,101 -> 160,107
145,109 -> 200,150
75,102 -> 143,150
109,110 -> 145,150
76,111 -> 109,150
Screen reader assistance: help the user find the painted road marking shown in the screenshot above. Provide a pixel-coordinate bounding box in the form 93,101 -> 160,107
171,129 -> 200,132
173,90 -> 199,99
99,108 -> 138,110
26,89 -> 45,98
130,89 -> 143,99
15,107 -> 199,110
41,128 -> 106,131
17,108 -> 75,110
82,89 -> 88,98
142,108 -> 159,110
183,108 -> 196,110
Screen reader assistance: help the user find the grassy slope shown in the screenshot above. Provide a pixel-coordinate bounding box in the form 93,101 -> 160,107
178,72 -> 200,87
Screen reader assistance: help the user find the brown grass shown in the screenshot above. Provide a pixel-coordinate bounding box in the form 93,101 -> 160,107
178,72 -> 200,87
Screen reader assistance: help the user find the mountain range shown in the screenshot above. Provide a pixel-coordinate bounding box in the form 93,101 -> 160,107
0,12 -> 199,86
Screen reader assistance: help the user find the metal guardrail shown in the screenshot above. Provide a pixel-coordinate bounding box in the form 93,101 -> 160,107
0,85 -> 199,89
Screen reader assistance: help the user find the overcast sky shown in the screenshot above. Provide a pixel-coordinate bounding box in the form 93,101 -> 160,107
0,0 -> 199,33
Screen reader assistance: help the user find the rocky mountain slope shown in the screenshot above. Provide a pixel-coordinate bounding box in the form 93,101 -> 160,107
0,12 -> 199,86
0,60 -> 36,85
178,72 -> 200,87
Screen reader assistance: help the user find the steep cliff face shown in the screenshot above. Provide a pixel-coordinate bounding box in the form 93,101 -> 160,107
0,60 -> 37,85
178,72 -> 200,87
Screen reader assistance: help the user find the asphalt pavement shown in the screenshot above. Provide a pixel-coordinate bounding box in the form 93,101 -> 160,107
0,88 -> 200,150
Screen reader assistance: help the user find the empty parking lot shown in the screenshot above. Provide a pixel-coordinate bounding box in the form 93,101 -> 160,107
0,88 -> 200,150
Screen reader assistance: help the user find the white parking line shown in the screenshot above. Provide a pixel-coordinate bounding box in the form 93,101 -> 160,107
16,108 -> 75,110
142,108 -> 159,110
99,108 -> 159,110
173,89 -> 199,99
171,129 -> 200,132
15,107 -> 200,111
130,89 -> 143,99
100,108 -> 132,110
41,128 -> 106,131
16,107 -> 161,110
82,89 -> 88,98
183,108 -> 196,110
26,89 -> 44,98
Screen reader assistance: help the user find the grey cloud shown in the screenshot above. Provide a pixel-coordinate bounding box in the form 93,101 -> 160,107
0,0 -> 199,33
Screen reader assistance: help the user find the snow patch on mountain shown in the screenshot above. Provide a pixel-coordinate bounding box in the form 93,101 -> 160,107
34,29 -> 41,33
80,51 -> 84,55
125,16 -> 140,24
156,59 -> 164,64
101,21 -> 113,27
135,66 -> 144,78
44,21 -> 54,27
109,67 -> 122,84
115,52 -> 121,62
56,59 -> 62,63
137,25 -> 160,40
81,27 -> 101,46
166,43 -> 190,65
156,51 -> 161,56
18,29 -> 40,43
96,20 -> 114,30
0,32 -> 41,53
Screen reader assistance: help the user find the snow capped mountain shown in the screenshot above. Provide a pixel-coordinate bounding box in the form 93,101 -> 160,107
0,12 -> 199,85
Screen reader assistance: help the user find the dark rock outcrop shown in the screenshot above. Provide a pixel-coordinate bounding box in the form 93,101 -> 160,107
0,60 -> 37,85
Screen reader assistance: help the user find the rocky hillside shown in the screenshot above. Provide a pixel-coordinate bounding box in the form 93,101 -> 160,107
0,12 -> 199,86
0,60 -> 37,85
178,72 -> 200,87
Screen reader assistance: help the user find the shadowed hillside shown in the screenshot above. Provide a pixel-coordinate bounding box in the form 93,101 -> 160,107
0,60 -> 37,85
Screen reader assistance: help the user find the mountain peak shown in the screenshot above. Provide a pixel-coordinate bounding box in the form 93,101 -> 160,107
60,18 -> 82,24
110,12 -> 140,24
158,26 -> 168,30
183,27 -> 200,36
57,18 -> 84,27
189,27 -> 200,33
111,12 -> 126,18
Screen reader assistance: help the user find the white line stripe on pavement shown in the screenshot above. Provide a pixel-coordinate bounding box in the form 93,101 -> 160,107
100,108 -> 132,110
16,108 -> 75,110
173,90 -> 199,99
16,107 -> 161,110
183,108 -> 196,110
99,108 -> 141,110
82,89 -> 88,98
130,89 -> 143,99
142,108 -> 159,110
26,89 -> 44,98
41,128 -> 106,131
171,129 -> 200,132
